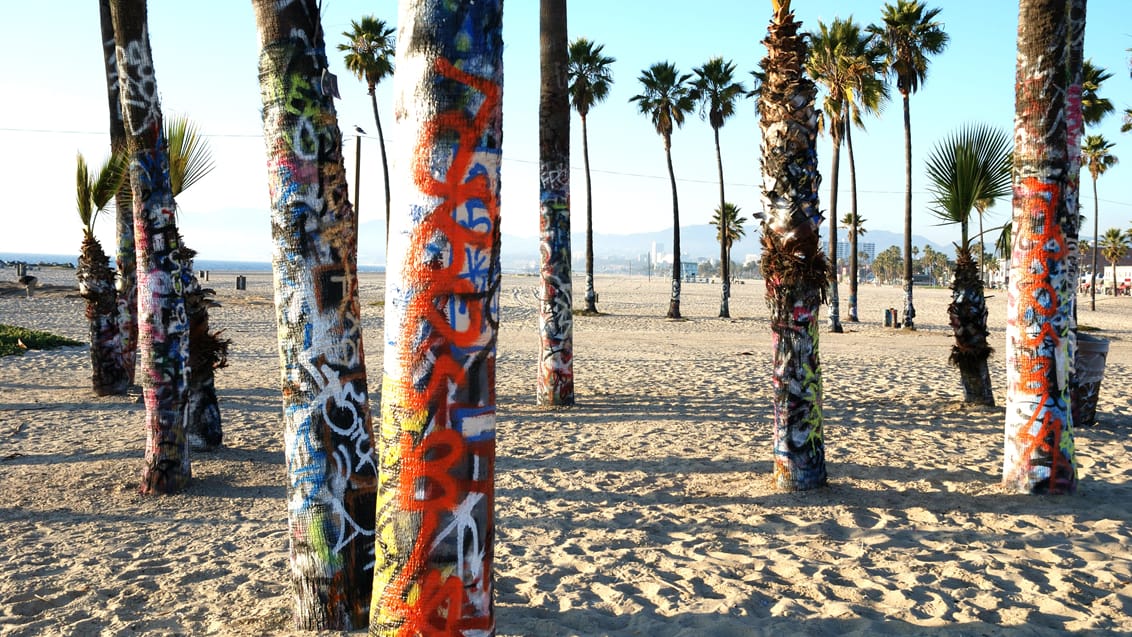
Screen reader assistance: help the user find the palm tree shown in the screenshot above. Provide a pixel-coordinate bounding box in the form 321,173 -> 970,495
75,151 -> 129,397
871,0 -> 949,330
164,115 -> 228,451
691,57 -> 745,318
366,1 -> 502,633
1082,135 -> 1118,311
252,0 -> 379,628
537,0 -> 574,407
711,202 -> 747,280
924,123 -> 1012,406
568,38 -> 615,315
841,211 -> 867,303
110,0 -> 193,495
758,0 -> 828,491
807,18 -> 863,332
99,0 -> 138,387
840,29 -> 888,323
339,15 -> 395,244
1122,109 -> 1131,134
631,62 -> 694,319
1004,0 -> 1078,495
1100,227 -> 1130,296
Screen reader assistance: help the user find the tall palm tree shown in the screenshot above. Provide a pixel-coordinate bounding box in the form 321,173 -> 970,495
806,18 -> 861,332
537,0 -> 573,407
631,62 -> 694,319
711,202 -> 747,278
99,0 -> 138,388
75,151 -> 129,397
1005,0 -> 1078,495
1100,227 -> 1130,296
1081,134 -> 1118,311
568,38 -> 615,315
759,0 -> 828,491
871,0 -> 949,330
925,123 -> 1012,406
840,28 -> 888,323
110,0 -> 193,495
339,15 -> 395,245
691,57 -> 746,318
369,1 -> 502,633
252,0 -> 378,629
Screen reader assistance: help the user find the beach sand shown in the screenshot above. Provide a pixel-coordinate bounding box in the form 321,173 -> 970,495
1,266 -> 1130,636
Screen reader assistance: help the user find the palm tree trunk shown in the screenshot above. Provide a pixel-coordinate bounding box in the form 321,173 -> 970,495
845,121 -> 860,322
252,0 -> 378,628
99,0 -> 136,389
78,231 -> 129,396
179,244 -> 228,451
665,139 -> 682,319
827,132 -> 843,332
582,114 -> 598,313
759,1 -> 828,491
1005,0 -> 1077,495
110,0 -> 191,495
537,0 -> 575,407
714,126 -> 730,318
1091,176 -> 1099,311
372,1 -> 502,632
901,92 -> 916,329
948,249 -> 994,405
368,89 -> 392,248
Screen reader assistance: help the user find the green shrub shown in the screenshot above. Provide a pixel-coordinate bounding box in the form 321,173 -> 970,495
0,325 -> 83,357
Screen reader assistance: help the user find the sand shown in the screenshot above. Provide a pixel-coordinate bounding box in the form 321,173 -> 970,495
1,266 -> 1130,636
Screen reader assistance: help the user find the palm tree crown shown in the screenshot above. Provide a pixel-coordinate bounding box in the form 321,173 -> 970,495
1081,59 -> 1114,127
870,0 -> 949,97
568,38 -> 615,119
808,18 -> 886,141
337,16 -> 395,93
630,62 -> 694,147
76,151 -> 128,234
690,57 -> 745,131
924,123 -> 1012,248
1082,134 -> 1118,181
711,202 -> 746,249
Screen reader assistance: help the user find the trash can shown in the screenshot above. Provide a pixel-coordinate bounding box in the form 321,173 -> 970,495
1072,333 -> 1109,427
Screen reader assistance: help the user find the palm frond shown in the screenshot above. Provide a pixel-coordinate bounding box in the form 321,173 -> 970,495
924,123 -> 1011,244
164,114 -> 215,196
91,150 -> 128,212
76,153 -> 94,232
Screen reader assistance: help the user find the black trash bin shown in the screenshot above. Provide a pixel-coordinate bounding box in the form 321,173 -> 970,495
1072,333 -> 1109,427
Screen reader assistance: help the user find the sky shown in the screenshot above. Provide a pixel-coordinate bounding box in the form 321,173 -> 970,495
3,1 -> 1131,266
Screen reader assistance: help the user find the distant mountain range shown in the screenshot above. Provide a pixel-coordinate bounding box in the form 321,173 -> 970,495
358,220 -> 952,271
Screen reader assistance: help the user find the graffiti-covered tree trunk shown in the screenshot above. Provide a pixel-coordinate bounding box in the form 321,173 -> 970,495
252,0 -> 378,629
110,0 -> 190,494
758,0 -> 828,491
1064,0 -> 1085,396
948,247 -> 994,405
179,245 -> 228,451
78,231 -> 129,396
1004,0 -> 1077,494
100,0 -> 137,387
372,1 -> 502,633
537,0 -> 574,406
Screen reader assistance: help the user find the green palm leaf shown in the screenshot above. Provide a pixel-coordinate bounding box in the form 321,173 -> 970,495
924,123 -> 1011,247
164,115 -> 214,197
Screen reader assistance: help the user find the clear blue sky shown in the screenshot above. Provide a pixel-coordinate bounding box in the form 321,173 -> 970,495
3,1 -> 1130,265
